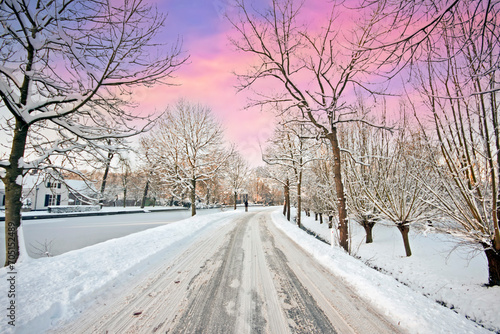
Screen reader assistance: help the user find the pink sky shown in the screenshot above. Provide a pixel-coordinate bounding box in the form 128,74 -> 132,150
132,0 -> 281,166
133,0 -> 403,166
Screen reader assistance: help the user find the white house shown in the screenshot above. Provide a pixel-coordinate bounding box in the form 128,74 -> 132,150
0,172 -> 97,211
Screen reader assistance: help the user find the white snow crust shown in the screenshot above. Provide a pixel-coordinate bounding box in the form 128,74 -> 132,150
278,209 -> 499,333
0,210 -> 240,333
1,208 -> 498,333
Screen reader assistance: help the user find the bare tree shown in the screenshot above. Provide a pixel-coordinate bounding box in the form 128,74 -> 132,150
343,124 -> 379,244
144,100 -> 231,216
413,1 -> 500,284
0,0 -> 186,265
138,138 -> 160,209
257,164 -> 291,220
308,144 -> 338,229
228,0 -> 391,252
118,156 -> 132,208
263,121 -> 318,227
363,112 -> 435,256
225,152 -> 250,210
339,97 -> 392,244
98,138 -> 128,203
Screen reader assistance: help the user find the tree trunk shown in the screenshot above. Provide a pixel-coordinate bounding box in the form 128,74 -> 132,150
326,130 -> 349,252
234,191 -> 237,210
296,173 -> 302,228
328,216 -> 333,229
363,221 -> 376,244
397,223 -> 412,257
141,179 -> 149,209
283,180 -> 289,217
4,180 -> 23,267
315,213 -> 318,221
285,179 -> 291,221
286,190 -> 291,221
483,244 -> 500,286
319,213 -> 323,224
191,178 -> 197,216
100,151 -> 114,202
123,187 -> 127,208
4,119 -> 29,266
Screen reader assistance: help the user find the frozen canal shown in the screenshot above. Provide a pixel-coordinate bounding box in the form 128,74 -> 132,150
0,207 -> 226,263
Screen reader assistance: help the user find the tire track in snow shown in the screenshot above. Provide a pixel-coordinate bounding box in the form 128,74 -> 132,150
168,212 -> 247,333
260,216 -> 338,333
263,216 -> 402,334
52,209 -> 401,334
51,213 -> 242,333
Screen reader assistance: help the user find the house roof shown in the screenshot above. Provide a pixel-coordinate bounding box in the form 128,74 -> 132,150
65,179 -> 98,195
0,174 -> 97,195
0,174 -> 44,192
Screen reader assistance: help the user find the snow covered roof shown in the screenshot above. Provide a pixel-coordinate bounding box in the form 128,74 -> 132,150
65,179 -> 97,195
0,174 -> 97,194
0,174 -> 45,192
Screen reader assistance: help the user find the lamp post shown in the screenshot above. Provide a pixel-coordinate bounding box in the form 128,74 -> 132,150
34,187 -> 39,210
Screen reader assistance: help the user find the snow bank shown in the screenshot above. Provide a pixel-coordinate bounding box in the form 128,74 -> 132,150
299,213 -> 500,332
0,205 -> 188,218
272,210 -> 493,334
0,210 -> 240,334
47,205 -> 101,213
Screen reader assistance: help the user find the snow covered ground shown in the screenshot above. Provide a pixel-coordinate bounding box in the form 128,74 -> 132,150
284,210 -> 500,333
0,205 -> 188,219
0,210 -> 243,334
1,207 -> 498,333
0,207 -> 228,265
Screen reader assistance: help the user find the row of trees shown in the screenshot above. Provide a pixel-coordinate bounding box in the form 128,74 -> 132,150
262,110 -> 430,253
229,0 -> 500,286
91,100 -> 282,214
90,150 -> 275,211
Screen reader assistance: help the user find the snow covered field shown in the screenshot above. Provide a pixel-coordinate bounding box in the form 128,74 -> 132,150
0,210 -> 242,334
1,207 -> 498,333
0,207 -> 227,264
0,205 -> 188,219
290,210 -> 500,333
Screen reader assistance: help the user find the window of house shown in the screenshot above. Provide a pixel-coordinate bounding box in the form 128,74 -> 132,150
44,194 -> 61,206
46,182 -> 62,189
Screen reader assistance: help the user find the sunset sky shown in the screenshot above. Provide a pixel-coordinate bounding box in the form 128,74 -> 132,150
130,0 -> 356,167
130,0 -> 398,167
133,0 -> 277,166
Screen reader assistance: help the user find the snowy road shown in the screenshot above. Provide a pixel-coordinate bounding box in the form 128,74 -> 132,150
53,210 -> 400,334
